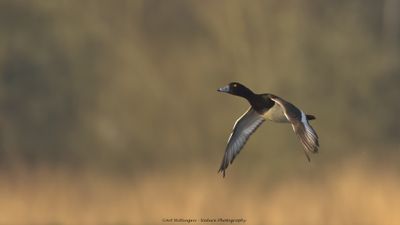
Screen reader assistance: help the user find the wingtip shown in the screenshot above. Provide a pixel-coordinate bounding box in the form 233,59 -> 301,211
218,168 -> 226,178
313,146 -> 319,154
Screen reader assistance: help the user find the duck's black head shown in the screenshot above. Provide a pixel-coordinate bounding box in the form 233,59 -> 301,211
218,82 -> 272,112
217,82 -> 254,97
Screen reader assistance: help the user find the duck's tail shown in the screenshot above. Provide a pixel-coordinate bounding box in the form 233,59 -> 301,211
306,114 -> 316,120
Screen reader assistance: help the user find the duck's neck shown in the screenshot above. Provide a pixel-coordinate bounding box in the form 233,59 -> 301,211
237,87 -> 263,109
237,87 -> 273,112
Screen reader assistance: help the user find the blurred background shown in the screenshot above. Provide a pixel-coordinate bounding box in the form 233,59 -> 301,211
0,0 -> 399,224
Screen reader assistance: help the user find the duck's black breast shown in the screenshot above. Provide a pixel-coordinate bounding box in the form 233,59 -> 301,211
250,94 -> 275,114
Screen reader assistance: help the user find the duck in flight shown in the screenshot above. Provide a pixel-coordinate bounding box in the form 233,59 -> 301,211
217,82 -> 319,177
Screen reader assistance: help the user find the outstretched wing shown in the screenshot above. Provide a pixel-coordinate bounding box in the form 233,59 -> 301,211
269,96 -> 319,160
293,112 -> 319,154
218,108 -> 265,177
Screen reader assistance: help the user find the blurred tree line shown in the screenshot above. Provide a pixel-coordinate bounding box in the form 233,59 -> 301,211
0,0 -> 399,173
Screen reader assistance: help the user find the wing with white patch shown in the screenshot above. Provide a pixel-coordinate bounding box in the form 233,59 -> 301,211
269,96 -> 319,160
218,108 -> 265,177
292,112 -> 319,155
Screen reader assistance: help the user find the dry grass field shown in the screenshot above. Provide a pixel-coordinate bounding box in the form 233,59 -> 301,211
1,159 -> 399,225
